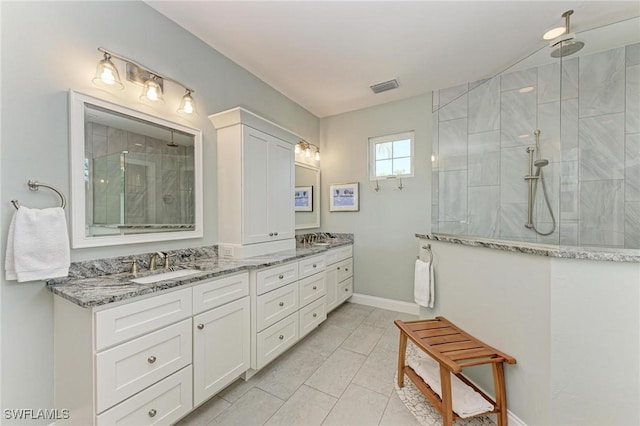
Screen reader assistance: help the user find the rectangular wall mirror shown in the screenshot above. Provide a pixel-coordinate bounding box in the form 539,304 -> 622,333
295,162 -> 320,230
69,91 -> 203,248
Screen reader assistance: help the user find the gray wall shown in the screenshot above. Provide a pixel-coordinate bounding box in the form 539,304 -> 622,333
1,1 -> 318,421
319,95 -> 431,303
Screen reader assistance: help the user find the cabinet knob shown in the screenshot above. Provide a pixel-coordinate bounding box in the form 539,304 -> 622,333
344,288 -> 349,292
269,232 -> 274,236
197,324 -> 204,330
337,267 -> 340,270
274,232 -> 278,236
278,274 -> 284,279
278,301 -> 284,307
147,356 -> 156,364
278,335 -> 284,340
148,409 -> 157,418
345,268 -> 349,272
312,264 -> 316,268
313,313 -> 317,318
312,286 -> 317,290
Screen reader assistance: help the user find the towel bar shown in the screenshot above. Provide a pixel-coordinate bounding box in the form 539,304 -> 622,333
11,180 -> 66,210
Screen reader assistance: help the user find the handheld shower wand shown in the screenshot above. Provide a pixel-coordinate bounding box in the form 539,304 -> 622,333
524,130 -> 556,236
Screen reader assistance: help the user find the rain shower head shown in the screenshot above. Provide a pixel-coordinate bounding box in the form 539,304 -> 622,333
534,159 -> 549,168
549,10 -> 585,58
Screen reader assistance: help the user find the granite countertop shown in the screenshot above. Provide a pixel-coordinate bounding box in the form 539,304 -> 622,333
417,233 -> 640,263
47,237 -> 352,308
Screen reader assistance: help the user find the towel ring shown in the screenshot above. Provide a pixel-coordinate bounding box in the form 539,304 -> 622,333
11,180 -> 66,210
421,244 -> 433,263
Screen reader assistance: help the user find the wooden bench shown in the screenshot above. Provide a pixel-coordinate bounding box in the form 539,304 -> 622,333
395,317 -> 516,426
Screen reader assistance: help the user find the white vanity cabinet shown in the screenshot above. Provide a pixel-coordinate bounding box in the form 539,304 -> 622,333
325,245 -> 354,312
54,272 -> 250,426
210,107 -> 300,259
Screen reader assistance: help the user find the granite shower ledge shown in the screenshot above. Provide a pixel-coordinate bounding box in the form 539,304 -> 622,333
47,238 -> 352,308
416,233 -> 640,263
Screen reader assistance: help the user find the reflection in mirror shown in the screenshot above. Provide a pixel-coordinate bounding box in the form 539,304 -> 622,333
295,162 -> 320,230
69,91 -> 203,248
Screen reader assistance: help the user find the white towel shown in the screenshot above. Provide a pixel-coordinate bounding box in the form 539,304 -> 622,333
5,206 -> 70,282
414,258 -> 434,308
407,357 -> 494,418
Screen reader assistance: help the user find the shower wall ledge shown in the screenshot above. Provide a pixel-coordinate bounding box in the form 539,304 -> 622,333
416,233 -> 640,263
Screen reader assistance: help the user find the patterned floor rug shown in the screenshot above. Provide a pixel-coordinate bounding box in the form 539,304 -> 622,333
394,342 -> 496,426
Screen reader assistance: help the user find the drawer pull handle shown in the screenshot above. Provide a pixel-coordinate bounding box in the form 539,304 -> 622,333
278,274 -> 284,279
278,334 -> 284,340
313,313 -> 317,318
279,301 -> 284,307
197,324 -> 204,330
147,356 -> 156,364
312,286 -> 317,290
148,409 -> 157,418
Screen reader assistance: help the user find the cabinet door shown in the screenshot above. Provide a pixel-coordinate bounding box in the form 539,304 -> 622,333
242,127 -> 270,244
325,264 -> 339,312
193,296 -> 250,406
268,137 -> 294,241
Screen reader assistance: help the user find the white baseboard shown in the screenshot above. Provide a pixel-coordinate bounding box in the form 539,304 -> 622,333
349,293 -> 420,315
466,379 -> 528,426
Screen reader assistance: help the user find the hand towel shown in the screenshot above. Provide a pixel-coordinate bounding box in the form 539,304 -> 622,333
414,258 -> 434,308
407,357 -> 494,418
5,206 -> 70,282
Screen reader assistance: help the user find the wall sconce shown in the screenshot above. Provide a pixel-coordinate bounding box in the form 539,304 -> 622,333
295,140 -> 320,161
92,47 -> 198,116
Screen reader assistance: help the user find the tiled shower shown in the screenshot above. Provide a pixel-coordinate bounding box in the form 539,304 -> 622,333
432,32 -> 640,249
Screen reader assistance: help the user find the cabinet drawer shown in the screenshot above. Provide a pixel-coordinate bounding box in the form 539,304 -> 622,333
96,288 -> 192,350
336,258 -> 353,283
325,246 -> 352,265
96,366 -> 192,426
338,277 -> 353,304
256,313 -> 298,369
192,272 -> 249,315
96,319 -> 192,413
256,262 -> 298,295
299,296 -> 326,338
256,283 -> 299,331
298,255 -> 326,279
298,272 -> 326,307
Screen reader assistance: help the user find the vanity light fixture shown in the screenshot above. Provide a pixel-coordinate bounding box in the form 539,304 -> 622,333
295,140 -> 320,161
92,47 -> 197,116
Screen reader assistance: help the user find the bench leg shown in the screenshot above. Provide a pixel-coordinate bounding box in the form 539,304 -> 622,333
397,331 -> 407,387
439,364 -> 453,426
492,362 -> 508,426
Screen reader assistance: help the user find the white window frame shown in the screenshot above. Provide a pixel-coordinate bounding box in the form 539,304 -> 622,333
368,131 -> 415,181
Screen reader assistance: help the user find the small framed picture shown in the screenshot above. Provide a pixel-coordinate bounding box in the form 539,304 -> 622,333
329,182 -> 359,212
295,186 -> 313,212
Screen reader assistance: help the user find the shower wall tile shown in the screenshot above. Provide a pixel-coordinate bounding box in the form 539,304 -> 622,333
625,202 -> 640,249
431,171 -> 439,206
438,118 -> 467,171
561,57 -> 579,100
579,179 -> 625,247
538,101 -> 561,162
439,83 -> 468,106
468,186 -> 500,238
560,161 -> 578,220
500,202 -> 536,242
439,94 -> 468,121
469,78 -> 489,91
438,221 -> 468,235
626,133 -> 640,202
501,89 -> 537,147
559,221 -> 578,246
107,127 -> 126,155
501,68 -> 537,92
535,161 -> 560,224
626,64 -> 640,134
468,76 -> 500,133
538,62 -> 560,104
439,170 -> 467,222
579,113 -> 625,180
626,43 -> 640,66
127,132 -> 146,153
560,98 -> 579,161
468,130 -> 500,186
579,47 -> 625,118
500,146 -> 529,204
536,223 -> 559,245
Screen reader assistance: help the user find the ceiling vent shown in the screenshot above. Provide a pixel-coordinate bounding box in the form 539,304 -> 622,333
370,79 -> 399,94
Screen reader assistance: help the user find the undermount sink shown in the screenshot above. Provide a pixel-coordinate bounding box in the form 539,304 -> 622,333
131,268 -> 200,284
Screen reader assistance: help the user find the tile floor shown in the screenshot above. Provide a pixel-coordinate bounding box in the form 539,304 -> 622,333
177,302 -> 422,426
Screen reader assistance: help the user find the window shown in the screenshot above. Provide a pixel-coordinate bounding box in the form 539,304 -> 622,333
368,131 -> 414,180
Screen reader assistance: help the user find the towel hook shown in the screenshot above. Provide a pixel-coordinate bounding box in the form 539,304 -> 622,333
11,180 -> 66,210
421,244 -> 433,263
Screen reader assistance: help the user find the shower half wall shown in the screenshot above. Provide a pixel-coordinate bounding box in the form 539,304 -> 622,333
431,22 -> 639,249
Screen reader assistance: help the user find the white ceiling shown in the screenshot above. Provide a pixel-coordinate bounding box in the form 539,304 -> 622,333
147,1 -> 640,118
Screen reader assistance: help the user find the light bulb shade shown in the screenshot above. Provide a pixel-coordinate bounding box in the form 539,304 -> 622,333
92,55 -> 124,90
177,91 -> 198,115
294,144 -> 301,154
140,77 -> 164,103
304,147 -> 311,158
314,150 -> 321,161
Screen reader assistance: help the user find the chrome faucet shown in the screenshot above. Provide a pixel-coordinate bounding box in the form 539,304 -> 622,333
149,252 -> 166,270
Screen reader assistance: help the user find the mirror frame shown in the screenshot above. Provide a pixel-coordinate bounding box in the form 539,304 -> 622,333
69,90 -> 203,248
295,161 -> 320,230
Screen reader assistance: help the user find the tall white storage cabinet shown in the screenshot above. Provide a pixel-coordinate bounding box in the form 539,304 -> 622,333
210,108 -> 299,258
